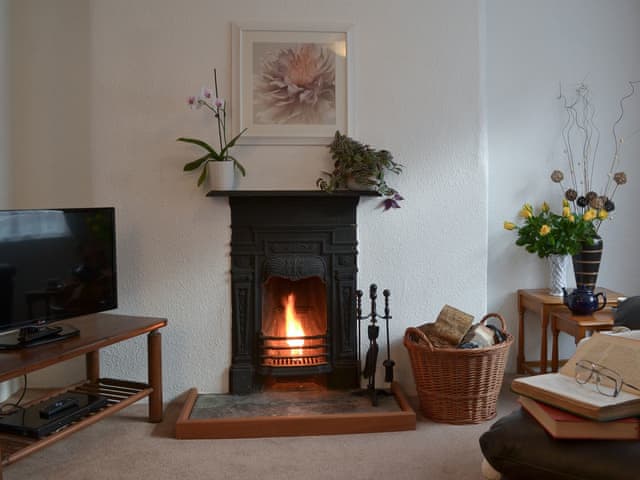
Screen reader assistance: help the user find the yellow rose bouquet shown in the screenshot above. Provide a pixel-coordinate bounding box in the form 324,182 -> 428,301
504,200 -> 597,258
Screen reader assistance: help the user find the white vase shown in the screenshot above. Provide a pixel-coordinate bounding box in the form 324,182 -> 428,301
548,254 -> 570,296
207,161 -> 236,191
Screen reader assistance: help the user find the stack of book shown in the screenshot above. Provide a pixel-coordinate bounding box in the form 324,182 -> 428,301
511,332 -> 640,440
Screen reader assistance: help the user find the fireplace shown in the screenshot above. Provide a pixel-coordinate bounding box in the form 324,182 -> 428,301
175,190 -> 416,439
209,191 -> 372,394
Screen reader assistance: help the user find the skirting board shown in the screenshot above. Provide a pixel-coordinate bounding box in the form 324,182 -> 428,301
175,382 -> 416,439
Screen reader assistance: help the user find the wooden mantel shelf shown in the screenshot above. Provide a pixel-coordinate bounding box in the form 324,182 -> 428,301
206,190 -> 380,198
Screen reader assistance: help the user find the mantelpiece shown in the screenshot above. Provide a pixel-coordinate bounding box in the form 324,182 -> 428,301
206,190 -> 379,198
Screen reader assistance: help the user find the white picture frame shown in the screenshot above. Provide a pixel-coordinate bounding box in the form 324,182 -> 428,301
232,22 -> 353,145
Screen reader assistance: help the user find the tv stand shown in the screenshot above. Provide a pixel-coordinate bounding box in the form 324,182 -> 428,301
0,313 -> 166,479
0,324 -> 80,350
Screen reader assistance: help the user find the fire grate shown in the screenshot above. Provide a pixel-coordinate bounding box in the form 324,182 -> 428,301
264,356 -> 325,367
259,334 -> 329,370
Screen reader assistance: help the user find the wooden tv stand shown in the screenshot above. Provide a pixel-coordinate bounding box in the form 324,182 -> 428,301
0,313 -> 167,478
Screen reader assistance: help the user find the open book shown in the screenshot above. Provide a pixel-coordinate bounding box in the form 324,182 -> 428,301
512,332 -> 640,421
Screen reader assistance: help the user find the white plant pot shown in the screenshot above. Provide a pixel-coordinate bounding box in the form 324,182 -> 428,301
548,254 -> 570,296
207,161 -> 236,191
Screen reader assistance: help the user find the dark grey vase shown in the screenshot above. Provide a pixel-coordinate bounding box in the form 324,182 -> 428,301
572,235 -> 603,290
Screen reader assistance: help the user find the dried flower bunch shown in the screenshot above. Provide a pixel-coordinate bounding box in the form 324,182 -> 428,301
178,69 -> 247,186
316,131 -> 404,210
550,82 -> 638,231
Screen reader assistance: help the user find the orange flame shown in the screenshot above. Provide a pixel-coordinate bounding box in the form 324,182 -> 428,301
284,293 -> 304,355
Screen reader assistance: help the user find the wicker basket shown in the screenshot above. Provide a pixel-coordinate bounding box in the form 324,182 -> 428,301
404,313 -> 513,424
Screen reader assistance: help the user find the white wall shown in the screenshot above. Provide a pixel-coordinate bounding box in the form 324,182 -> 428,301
486,0 -> 640,365
0,0 -> 19,402
7,0 -> 486,399
0,0 -> 9,207
10,0 -> 92,208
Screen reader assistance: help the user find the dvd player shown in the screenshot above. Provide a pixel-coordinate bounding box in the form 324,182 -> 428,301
0,392 -> 108,438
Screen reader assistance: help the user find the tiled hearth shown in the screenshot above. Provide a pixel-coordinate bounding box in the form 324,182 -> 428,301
175,383 -> 415,438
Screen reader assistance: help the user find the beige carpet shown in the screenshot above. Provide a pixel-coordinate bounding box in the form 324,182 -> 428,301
3,378 -> 519,480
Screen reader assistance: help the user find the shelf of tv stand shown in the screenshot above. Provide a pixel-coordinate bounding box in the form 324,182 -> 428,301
0,313 -> 167,478
0,378 -> 152,466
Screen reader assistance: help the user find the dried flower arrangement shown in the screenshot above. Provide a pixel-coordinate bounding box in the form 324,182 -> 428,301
549,82 -> 638,231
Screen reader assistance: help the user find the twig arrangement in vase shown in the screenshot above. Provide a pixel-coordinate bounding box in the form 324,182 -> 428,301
549,82 -> 638,292
550,82 -> 639,234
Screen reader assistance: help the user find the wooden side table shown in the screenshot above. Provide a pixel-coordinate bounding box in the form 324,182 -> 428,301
550,309 -> 616,372
517,288 -> 622,375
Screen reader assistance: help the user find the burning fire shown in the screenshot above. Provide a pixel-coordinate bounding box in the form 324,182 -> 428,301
284,293 -> 304,355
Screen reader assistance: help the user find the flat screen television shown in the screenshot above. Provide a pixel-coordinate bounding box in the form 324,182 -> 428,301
0,207 -> 117,349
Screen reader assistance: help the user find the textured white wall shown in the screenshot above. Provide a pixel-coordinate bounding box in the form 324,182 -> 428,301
486,0 -> 640,366
0,0 -> 9,207
0,0 -> 19,402
9,0 -> 92,208
7,0 -> 486,399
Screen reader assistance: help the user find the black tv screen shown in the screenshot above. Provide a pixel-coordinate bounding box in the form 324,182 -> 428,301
0,208 -> 117,336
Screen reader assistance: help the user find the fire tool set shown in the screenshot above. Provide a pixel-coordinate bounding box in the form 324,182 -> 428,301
356,284 -> 395,406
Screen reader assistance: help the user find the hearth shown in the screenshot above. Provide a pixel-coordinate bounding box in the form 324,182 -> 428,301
208,191 -> 374,394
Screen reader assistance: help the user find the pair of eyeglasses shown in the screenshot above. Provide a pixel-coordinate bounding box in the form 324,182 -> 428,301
574,360 -> 640,397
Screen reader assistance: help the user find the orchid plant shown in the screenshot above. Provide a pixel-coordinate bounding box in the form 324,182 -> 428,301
178,69 -> 247,187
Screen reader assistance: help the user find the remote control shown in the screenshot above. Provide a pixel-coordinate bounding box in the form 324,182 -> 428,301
39,397 -> 80,418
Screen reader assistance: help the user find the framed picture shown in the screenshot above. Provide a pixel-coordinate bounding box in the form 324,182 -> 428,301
232,22 -> 353,145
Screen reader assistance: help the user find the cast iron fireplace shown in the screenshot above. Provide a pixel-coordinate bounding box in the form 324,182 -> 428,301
210,191 -> 372,394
